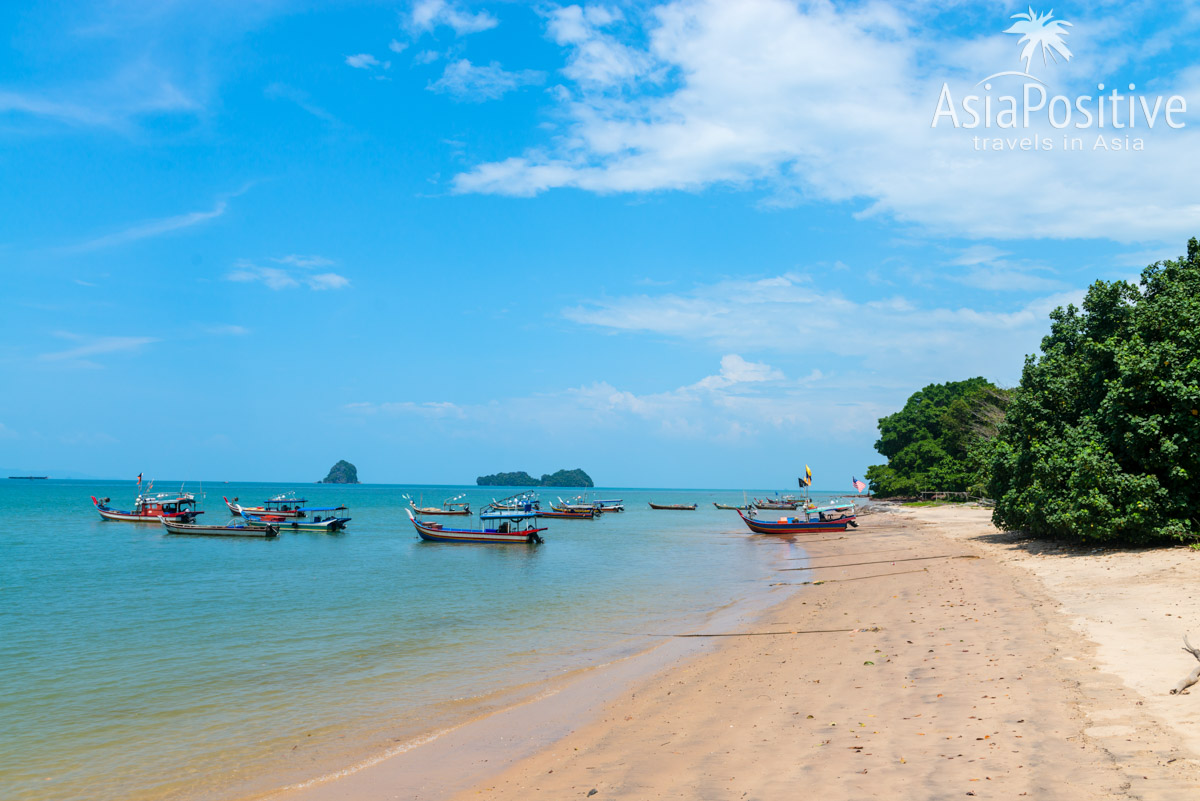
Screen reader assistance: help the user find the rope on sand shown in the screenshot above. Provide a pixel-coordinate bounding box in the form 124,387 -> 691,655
771,567 -> 932,586
779,554 -> 979,571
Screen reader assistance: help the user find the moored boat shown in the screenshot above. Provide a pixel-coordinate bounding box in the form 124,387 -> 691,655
736,506 -> 857,534
713,502 -> 752,510
93,492 -> 203,523
486,492 -> 540,512
408,508 -> 545,544
162,518 -> 279,538
224,493 -> 307,518
539,507 -> 598,519
240,507 -> 350,532
648,502 -> 697,510
404,493 -> 471,516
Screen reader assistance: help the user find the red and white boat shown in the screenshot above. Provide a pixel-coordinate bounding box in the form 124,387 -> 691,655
92,492 -> 203,523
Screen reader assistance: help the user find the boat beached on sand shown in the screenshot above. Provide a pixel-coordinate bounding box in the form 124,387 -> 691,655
407,508 -> 545,544
737,504 -> 857,534
93,492 -> 203,523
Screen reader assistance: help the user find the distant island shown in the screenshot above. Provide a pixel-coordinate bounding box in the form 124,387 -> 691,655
476,469 -> 593,487
320,460 -> 360,484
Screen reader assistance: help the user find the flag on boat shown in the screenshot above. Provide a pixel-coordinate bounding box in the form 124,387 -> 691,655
805,464 -> 813,486
852,477 -> 867,493
136,472 -> 143,487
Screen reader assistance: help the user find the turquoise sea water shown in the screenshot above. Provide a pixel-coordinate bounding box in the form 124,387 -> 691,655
0,480 -> 840,801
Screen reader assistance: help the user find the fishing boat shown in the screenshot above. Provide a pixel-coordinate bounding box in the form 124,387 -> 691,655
240,506 -> 350,532
408,508 -> 545,544
161,518 -> 278,538
648,502 -> 697,510
93,492 -> 203,523
736,505 -> 858,534
486,492 -> 540,512
753,496 -> 801,510
403,493 -> 471,516
713,502 -> 752,510
224,493 -> 308,518
539,507 -> 598,519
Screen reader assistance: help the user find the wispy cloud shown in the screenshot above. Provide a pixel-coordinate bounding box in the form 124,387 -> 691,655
205,324 -> 250,336
39,332 -> 158,367
428,59 -> 545,101
264,83 -> 339,124
63,186 -> 252,253
345,53 -> 390,71
225,256 -> 349,291
408,0 -> 498,36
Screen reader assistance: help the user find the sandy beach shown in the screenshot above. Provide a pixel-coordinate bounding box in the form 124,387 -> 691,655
271,507 -> 1200,800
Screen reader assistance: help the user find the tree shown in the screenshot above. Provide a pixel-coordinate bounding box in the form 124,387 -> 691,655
866,378 -> 1010,496
988,237 -> 1200,544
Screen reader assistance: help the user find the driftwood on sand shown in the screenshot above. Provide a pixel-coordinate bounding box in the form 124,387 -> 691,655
1170,634 -> 1200,695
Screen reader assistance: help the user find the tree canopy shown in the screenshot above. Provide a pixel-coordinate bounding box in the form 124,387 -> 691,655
987,238 -> 1200,544
865,378 -> 1010,497
476,469 -> 594,487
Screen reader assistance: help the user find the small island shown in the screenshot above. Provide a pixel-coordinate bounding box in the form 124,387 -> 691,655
320,460 -> 360,484
476,468 -> 593,487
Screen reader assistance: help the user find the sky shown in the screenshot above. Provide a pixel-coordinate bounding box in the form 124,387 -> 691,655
2,0 -> 1199,487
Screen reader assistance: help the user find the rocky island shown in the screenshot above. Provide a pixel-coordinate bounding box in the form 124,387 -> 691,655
476,469 -> 593,487
320,460 -> 360,484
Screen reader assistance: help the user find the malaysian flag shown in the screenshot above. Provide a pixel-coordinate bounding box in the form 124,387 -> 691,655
852,477 -> 867,493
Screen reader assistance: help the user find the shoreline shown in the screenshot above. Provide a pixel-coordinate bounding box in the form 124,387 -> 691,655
261,507 -> 1200,800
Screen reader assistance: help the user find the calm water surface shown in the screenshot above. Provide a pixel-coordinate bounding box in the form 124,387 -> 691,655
0,481 -> 838,801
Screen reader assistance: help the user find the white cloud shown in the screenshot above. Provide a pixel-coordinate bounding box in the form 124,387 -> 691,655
265,83 -> 339,124
452,0 -> 1200,244
412,50 -> 442,65
389,39 -> 409,54
39,332 -> 158,366
225,257 -> 349,291
409,0 -> 498,36
346,53 -> 382,69
428,59 -> 545,101
562,272 -> 1084,379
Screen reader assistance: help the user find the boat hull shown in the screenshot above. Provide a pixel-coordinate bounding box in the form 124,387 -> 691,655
93,498 -> 199,523
737,510 -> 856,534
411,507 -> 471,516
538,509 -> 596,519
224,497 -> 304,518
713,503 -> 752,510
162,520 -> 278,538
241,513 -> 349,532
648,503 -> 697,510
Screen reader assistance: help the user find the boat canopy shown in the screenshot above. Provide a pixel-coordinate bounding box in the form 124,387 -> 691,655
479,510 -> 540,520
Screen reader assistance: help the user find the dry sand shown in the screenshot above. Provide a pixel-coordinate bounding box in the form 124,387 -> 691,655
272,507 -> 1200,800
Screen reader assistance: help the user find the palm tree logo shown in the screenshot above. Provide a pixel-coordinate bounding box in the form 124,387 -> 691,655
980,8 -> 1072,85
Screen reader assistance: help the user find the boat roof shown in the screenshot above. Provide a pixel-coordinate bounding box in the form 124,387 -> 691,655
139,493 -> 195,502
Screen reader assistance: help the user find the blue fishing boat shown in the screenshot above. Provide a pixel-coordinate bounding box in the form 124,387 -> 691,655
407,508 -> 545,544
240,506 -> 350,532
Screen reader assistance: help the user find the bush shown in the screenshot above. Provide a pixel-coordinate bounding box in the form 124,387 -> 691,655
988,237 -> 1200,544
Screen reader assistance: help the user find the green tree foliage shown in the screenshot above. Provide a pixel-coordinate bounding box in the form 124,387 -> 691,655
865,378 -> 1010,496
988,238 -> 1200,544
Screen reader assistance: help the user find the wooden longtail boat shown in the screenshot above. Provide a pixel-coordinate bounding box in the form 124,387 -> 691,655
240,507 -> 350,532
93,493 -> 203,523
648,502 -> 698,510
486,492 -> 540,512
736,507 -> 858,534
225,494 -> 307,518
408,508 -> 545,544
404,493 -> 471,516
713,502 -> 752,510
539,507 -> 597,519
162,518 -> 278,538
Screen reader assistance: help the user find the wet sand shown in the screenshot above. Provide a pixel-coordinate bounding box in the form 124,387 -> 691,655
269,507 -> 1200,800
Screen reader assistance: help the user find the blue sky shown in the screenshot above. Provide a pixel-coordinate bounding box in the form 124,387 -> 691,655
3,0 -> 1199,487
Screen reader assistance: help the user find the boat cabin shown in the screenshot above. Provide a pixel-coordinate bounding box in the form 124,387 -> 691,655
134,493 -> 199,518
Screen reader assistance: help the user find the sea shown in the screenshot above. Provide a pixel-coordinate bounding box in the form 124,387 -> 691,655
0,480 -> 844,801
